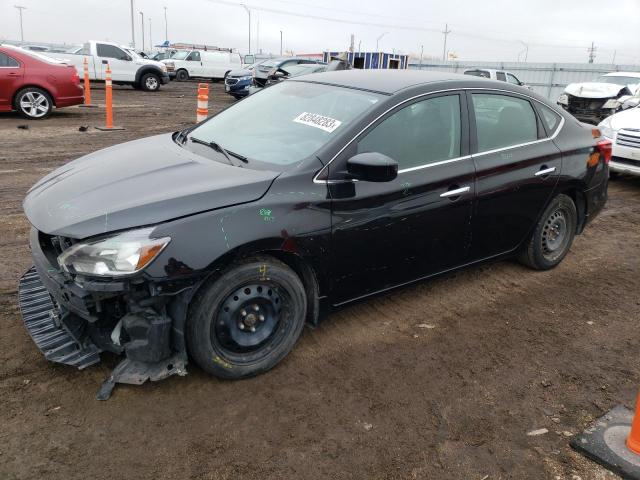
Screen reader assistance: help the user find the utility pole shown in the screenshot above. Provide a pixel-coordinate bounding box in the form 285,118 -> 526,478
280,30 -> 283,56
14,5 -> 26,42
257,14 -> 260,53
139,11 -> 145,51
612,50 -> 617,65
163,6 -> 168,43
149,17 -> 152,51
130,0 -> 135,48
241,4 -> 251,54
419,44 -> 424,69
588,41 -> 596,63
442,23 -> 451,62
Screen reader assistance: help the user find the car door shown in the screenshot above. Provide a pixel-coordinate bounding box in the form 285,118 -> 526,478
467,91 -> 562,261
0,52 -> 23,110
96,43 -> 132,81
329,92 -> 475,303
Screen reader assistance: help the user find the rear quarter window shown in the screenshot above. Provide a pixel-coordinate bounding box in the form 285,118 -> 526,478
537,103 -> 562,135
0,52 -> 20,67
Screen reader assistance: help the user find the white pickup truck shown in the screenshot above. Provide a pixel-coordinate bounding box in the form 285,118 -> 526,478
45,40 -> 169,91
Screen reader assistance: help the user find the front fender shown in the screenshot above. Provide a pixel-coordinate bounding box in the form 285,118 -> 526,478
134,66 -> 165,84
144,173 -> 332,297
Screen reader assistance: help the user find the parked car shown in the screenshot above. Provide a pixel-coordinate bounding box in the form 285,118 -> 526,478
45,40 -> 169,91
557,72 -> 640,124
253,57 -> 325,87
19,70 -> 610,399
263,63 -> 328,87
463,68 -> 529,88
224,60 -> 268,99
598,105 -> 640,176
152,50 -> 177,61
162,49 -> 242,81
0,45 -> 83,119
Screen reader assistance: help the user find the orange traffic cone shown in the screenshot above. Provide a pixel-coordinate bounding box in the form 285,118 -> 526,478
196,83 -> 209,123
96,63 -> 124,131
627,394 -> 640,454
79,57 -> 96,108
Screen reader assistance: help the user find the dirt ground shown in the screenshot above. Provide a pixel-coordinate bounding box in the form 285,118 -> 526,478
1,81 -> 639,480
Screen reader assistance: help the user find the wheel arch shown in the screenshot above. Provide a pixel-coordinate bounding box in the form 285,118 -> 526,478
134,66 -> 163,85
558,187 -> 587,234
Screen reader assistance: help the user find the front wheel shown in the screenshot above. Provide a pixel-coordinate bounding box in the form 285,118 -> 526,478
15,87 -> 53,119
140,73 -> 161,91
187,256 -> 307,379
518,194 -> 577,270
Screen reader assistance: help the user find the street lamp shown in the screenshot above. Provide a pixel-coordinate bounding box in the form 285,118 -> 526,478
139,11 -> 145,51
163,6 -> 168,43
14,5 -> 26,42
376,32 -> 388,52
280,30 -> 283,56
241,4 -> 251,55
149,17 -> 152,51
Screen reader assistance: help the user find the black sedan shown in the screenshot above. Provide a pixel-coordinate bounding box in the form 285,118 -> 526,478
19,70 -> 610,399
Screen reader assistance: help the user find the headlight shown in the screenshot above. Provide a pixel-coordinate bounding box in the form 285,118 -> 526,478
602,99 -> 621,109
161,64 -> 168,73
58,228 -> 170,277
239,75 -> 252,81
598,120 -> 615,140
622,97 -> 640,110
557,93 -> 569,105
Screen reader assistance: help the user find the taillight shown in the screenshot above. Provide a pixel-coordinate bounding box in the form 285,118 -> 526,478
597,139 -> 612,165
71,69 -> 80,85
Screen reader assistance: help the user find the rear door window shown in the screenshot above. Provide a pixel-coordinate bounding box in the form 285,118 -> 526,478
496,71 -> 507,82
472,94 -> 538,152
0,52 -> 19,67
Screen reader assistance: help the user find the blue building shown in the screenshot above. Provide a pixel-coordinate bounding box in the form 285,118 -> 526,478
322,51 -> 409,70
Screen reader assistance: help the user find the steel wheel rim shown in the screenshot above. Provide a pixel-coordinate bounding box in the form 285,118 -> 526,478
542,209 -> 568,257
212,282 -> 287,362
145,76 -> 158,90
20,92 -> 49,118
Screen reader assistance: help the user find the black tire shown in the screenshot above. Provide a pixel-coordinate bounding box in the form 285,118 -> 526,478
140,72 -> 161,91
187,255 -> 307,379
518,194 -> 577,270
175,69 -> 189,82
14,87 -> 53,119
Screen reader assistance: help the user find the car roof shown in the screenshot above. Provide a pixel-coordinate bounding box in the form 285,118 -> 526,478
603,72 -> 640,78
292,69 -> 494,94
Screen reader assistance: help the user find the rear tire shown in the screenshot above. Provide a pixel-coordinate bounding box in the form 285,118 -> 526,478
14,87 -> 53,119
518,194 -> 577,270
187,256 -> 307,380
176,69 -> 189,82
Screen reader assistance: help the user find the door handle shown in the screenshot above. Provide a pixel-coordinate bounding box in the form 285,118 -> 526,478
535,166 -> 556,177
440,186 -> 470,198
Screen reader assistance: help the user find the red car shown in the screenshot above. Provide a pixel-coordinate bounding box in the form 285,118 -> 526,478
0,45 -> 84,119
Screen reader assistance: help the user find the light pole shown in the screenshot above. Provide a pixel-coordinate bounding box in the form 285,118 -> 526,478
241,4 -> 251,55
149,17 -> 152,51
14,5 -> 26,42
419,44 -> 424,69
139,11 -> 145,51
163,6 -> 168,43
280,30 -> 283,56
376,32 -> 388,52
519,41 -> 529,62
442,23 -> 451,62
130,0 -> 135,48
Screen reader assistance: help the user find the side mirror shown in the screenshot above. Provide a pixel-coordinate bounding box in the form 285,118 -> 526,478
347,152 -> 398,182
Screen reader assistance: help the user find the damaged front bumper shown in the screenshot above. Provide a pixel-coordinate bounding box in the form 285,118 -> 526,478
18,228 -> 194,399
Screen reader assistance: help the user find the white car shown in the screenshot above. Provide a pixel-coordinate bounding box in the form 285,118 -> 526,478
162,49 -> 242,81
463,68 -> 530,88
598,106 -> 640,176
557,72 -> 640,125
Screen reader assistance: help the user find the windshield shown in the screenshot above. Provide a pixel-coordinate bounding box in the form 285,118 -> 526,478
188,81 -> 383,168
123,48 -> 141,59
171,51 -> 190,60
598,75 -> 640,86
261,59 -> 283,68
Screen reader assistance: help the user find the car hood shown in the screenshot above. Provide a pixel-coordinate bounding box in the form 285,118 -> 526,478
228,68 -> 252,77
607,106 -> 640,130
564,82 -> 628,99
23,133 -> 279,239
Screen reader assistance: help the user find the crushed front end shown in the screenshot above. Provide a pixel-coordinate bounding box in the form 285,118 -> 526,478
19,227 -> 193,400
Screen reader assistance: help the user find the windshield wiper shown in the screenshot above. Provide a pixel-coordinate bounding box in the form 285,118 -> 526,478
189,137 -> 248,166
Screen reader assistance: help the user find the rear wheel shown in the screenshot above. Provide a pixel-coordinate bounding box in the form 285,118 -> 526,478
140,73 -> 161,91
187,256 -> 307,379
176,69 -> 189,82
518,194 -> 577,270
14,87 -> 52,119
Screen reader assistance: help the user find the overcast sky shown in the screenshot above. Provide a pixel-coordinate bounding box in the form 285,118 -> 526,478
1,0 -> 639,63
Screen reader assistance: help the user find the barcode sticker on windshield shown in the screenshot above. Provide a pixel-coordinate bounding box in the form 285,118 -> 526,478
293,112 -> 342,133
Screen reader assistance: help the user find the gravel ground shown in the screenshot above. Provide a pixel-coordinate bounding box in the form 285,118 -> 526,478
1,80 -> 638,480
